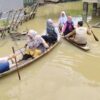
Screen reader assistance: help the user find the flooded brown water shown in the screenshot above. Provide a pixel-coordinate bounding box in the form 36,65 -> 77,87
0,3 -> 100,100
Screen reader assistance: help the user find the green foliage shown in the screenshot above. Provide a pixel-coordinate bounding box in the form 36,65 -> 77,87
0,20 -> 9,27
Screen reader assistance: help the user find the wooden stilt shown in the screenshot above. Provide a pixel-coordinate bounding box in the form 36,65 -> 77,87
93,3 -> 97,16
83,2 -> 88,22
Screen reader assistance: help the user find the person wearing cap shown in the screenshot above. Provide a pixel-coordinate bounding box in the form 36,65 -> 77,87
23,29 -> 49,60
58,11 -> 67,32
65,21 -> 91,45
62,16 -> 74,36
42,19 -> 60,45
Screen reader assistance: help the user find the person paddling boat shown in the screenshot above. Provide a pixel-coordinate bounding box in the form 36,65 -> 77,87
65,21 -> 91,45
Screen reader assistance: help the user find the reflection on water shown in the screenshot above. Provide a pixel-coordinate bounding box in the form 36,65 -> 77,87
0,3 -> 100,100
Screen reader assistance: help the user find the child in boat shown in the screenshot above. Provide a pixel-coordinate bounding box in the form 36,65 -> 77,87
0,55 -> 15,73
65,21 -> 91,45
62,16 -> 74,36
23,29 -> 49,60
42,19 -> 60,45
58,11 -> 67,32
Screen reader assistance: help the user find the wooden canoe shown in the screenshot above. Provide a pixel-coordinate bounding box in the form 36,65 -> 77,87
64,37 -> 90,51
0,41 -> 59,77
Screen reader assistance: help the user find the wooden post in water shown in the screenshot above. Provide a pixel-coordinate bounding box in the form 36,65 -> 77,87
92,3 -> 97,16
83,2 -> 88,22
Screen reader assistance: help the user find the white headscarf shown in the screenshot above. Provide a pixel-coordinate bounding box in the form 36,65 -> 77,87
58,11 -> 67,26
27,29 -> 43,49
27,29 -> 37,40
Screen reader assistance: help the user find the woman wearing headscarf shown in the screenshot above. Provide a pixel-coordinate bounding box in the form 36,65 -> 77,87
23,29 -> 49,60
62,16 -> 74,36
42,19 -> 60,45
58,11 -> 67,32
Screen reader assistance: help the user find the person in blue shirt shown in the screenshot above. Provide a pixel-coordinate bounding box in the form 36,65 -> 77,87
0,55 -> 15,73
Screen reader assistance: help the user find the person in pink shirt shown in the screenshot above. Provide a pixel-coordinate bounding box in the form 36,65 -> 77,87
62,16 -> 74,36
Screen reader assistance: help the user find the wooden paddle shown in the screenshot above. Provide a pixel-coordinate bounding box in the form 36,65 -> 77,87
85,22 -> 99,41
12,47 -> 21,80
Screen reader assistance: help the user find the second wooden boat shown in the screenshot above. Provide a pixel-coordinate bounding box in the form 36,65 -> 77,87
64,37 -> 90,51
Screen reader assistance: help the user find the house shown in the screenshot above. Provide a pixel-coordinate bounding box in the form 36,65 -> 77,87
83,0 -> 100,16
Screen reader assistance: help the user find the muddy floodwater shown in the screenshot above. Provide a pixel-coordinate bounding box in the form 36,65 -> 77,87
0,3 -> 100,100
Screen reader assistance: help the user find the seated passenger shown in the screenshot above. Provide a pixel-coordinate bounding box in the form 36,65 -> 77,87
0,55 -> 15,73
58,11 -> 67,32
23,29 -> 49,60
62,16 -> 74,36
42,19 -> 60,45
65,21 -> 91,45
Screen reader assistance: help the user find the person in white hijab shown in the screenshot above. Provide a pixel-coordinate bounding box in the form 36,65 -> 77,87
26,29 -> 48,50
58,11 -> 67,31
